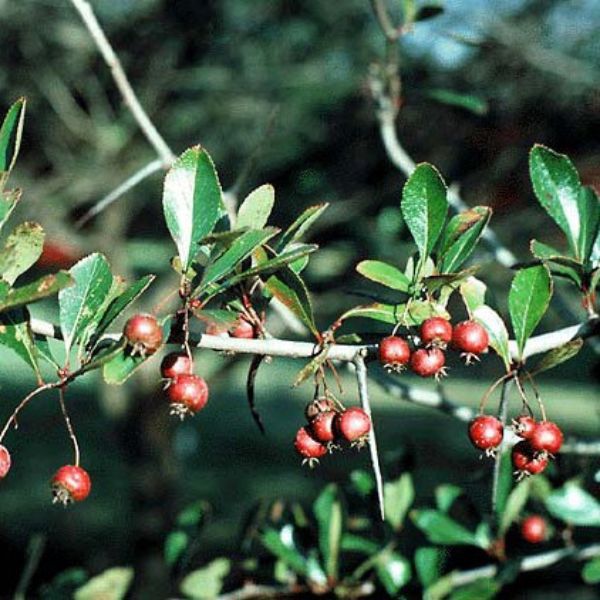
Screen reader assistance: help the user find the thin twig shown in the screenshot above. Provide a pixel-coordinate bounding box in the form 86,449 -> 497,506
58,386 -> 80,467
13,534 -> 46,600
354,354 -> 385,520
68,0 -> 175,165
75,159 -> 163,228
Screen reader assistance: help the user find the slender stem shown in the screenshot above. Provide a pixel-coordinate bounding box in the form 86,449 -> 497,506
58,386 -> 80,467
68,0 -> 175,165
13,534 -> 46,600
478,371 -> 514,414
354,354 -> 385,521
491,379 -> 511,513
369,0 -> 399,41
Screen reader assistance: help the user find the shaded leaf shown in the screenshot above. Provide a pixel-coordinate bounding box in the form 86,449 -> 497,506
163,147 -> 223,271
164,530 -> 189,567
0,98 -> 26,188
277,203 -> 328,250
376,551 -> 411,595
261,526 -> 308,576
450,578 -> 500,600
313,484 -> 343,580
180,558 -> 230,600
426,89 -> 487,115
0,309 -> 41,379
459,277 -> 487,316
356,260 -> 410,292
0,222 -> 44,284
236,184 -> 275,229
473,305 -> 511,371
499,479 -> 531,536
531,338 -> 583,375
0,188 -> 21,232
435,484 -> 462,513
582,557 -> 600,584
340,534 -> 379,555
0,271 -> 72,313
384,473 -> 414,531
412,510 -> 481,547
246,354 -> 267,434
415,547 -> 445,588
74,567 -> 133,600
545,482 -> 600,526
577,186 -> 600,265
494,448 -> 514,520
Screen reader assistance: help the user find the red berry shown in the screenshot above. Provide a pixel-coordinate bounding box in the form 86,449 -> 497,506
452,320 -> 489,362
294,427 -> 328,467
336,407 -> 371,446
512,415 -> 536,439
521,515 -> 547,544
378,336 -> 411,372
420,317 -> 453,348
530,421 -> 563,455
305,397 -> 336,420
123,313 -> 163,356
310,411 -> 338,444
160,352 -> 192,379
0,445 -> 11,479
468,416 -> 503,455
51,465 -> 91,505
230,316 -> 255,339
167,374 -> 209,419
512,441 -> 548,479
410,348 -> 446,378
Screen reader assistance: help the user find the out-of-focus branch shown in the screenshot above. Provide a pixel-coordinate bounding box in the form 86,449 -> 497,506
69,0 -> 175,166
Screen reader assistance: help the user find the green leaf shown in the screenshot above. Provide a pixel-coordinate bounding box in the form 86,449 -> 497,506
177,500 -> 210,528
375,551 -> 411,595
0,188 -> 21,233
313,483 -> 343,580
74,567 -> 133,600
459,277 -> 487,315
582,557 -> 600,584
438,207 -> 491,273
59,254 -> 113,354
508,265 -> 553,358
0,271 -> 72,313
384,473 -> 414,531
0,98 -> 26,189
265,267 -> 318,336
545,482 -> 600,526
356,260 -> 410,292
261,526 -> 308,576
499,478 -> 531,536
423,268 -> 478,295
163,147 -> 223,271
426,89 -> 487,115
530,239 -> 583,286
350,470 -> 375,497
494,448 -> 514,519
277,203 -> 328,250
341,301 -> 449,326
340,534 -> 379,555
201,227 -> 278,288
577,186 -> 600,265
435,484 -> 462,513
449,578 -> 500,600
236,184 -> 275,229
0,309 -> 42,379
164,530 -> 189,567
473,305 -> 511,371
180,558 -> 230,600
529,145 -> 583,258
0,222 -> 44,285
415,547 -> 445,588
531,338 -> 583,375
412,510 -> 481,547
401,163 -> 448,260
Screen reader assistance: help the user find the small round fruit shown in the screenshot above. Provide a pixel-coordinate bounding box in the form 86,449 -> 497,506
123,313 -> 163,356
512,415 -> 536,439
512,441 -> 548,479
468,416 -> 503,455
167,374 -> 209,419
305,397 -> 335,420
452,320 -> 489,363
420,317 -> 453,348
294,427 -> 328,467
231,316 -> 255,339
410,348 -> 446,378
0,445 -> 11,479
310,411 -> 338,444
336,407 -> 371,446
378,335 -> 411,372
160,352 -> 192,379
51,465 -> 91,505
530,421 -> 563,455
521,515 -> 547,544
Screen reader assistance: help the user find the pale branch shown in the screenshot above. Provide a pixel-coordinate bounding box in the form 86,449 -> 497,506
75,159 -> 163,228
69,0 -> 175,166
354,355 -> 385,520
369,0 -> 399,42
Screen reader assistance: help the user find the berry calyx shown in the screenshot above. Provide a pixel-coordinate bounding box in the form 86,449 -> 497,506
160,352 -> 192,380
336,407 -> 371,447
167,374 -> 209,419
378,335 -> 411,372
123,313 -> 163,357
468,415 -> 504,456
420,317 -> 453,348
0,445 -> 11,479
230,315 -> 255,339
512,415 -> 536,439
294,426 -> 328,467
452,320 -> 489,363
305,397 -> 336,420
530,421 -> 563,455
51,465 -> 91,505
410,348 -> 447,379
521,515 -> 547,544
310,411 -> 338,444
512,441 -> 548,479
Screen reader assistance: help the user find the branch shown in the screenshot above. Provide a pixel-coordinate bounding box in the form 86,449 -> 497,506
69,0 -> 175,166
354,355 -> 385,520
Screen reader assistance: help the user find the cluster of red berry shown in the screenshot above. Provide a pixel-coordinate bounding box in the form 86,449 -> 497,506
468,414 -> 563,478
294,399 -> 371,467
378,317 -> 489,378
